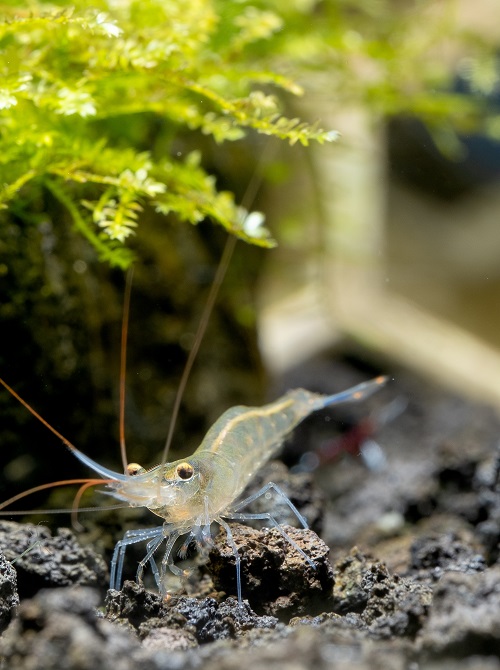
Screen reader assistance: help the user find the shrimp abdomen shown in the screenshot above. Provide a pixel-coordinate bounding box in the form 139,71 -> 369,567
194,376 -> 387,504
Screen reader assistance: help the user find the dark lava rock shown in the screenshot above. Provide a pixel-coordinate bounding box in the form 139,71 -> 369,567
410,532 -> 486,579
420,566 -> 500,658
472,450 -> 500,562
0,587 -> 143,670
409,436 -> 500,564
430,436 -> 500,547
105,581 -> 278,643
195,617 -> 413,670
173,595 -> 278,642
0,521 -> 107,598
141,627 -> 197,652
105,581 -> 171,633
0,550 -> 18,634
208,524 -> 334,618
332,548 -> 432,638
361,571 -> 431,639
331,549 -> 377,614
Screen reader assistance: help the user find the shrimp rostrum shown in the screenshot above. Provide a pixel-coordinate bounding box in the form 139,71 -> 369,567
0,375 -> 387,604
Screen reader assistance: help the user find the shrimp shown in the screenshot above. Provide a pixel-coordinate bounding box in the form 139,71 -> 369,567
0,373 -> 387,603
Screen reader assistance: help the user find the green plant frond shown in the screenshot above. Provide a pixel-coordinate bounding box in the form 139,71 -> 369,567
181,82 -> 337,146
152,153 -> 275,246
82,191 -> 142,243
230,7 -> 284,52
0,1 -> 338,265
1,0 -> 496,267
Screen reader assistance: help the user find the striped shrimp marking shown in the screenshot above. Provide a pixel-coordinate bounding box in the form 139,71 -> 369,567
0,374 -> 387,604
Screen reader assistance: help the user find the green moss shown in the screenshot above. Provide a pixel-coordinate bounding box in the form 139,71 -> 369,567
0,0 -> 340,266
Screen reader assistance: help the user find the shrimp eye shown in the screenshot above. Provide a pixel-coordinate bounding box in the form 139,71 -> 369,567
176,462 -> 194,480
126,463 -> 145,476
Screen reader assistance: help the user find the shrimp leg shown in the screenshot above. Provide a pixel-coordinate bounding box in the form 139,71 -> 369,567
218,518 -> 243,604
110,526 -> 164,590
160,528 -> 190,580
229,481 -> 309,528
136,535 -> 165,588
220,480 -> 319,603
177,532 -> 196,560
113,525 -> 193,592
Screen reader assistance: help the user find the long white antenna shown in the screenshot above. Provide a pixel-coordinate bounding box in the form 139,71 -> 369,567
159,140 -> 275,468
159,233 -> 236,467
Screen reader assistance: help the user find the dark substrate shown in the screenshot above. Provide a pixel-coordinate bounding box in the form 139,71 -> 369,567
2,363 -> 500,669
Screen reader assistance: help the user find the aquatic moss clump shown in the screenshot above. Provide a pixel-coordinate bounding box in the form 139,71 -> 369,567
0,0 -> 339,267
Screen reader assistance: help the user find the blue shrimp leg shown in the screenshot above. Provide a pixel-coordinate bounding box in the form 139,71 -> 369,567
110,526 -> 164,591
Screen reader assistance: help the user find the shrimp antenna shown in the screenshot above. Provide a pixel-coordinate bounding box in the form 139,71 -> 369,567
0,478 -> 113,513
0,377 -> 86,458
119,265 -> 134,473
160,233 -> 236,467
160,140 -> 275,467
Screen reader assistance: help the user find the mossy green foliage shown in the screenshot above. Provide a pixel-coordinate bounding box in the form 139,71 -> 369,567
0,0 -> 340,268
1,1 -> 498,268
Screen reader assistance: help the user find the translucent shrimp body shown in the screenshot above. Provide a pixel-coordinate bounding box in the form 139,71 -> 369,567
101,376 -> 387,601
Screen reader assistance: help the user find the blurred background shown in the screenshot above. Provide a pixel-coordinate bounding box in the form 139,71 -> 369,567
256,0 -> 500,403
